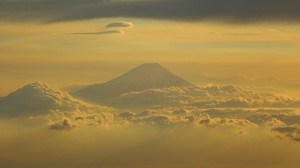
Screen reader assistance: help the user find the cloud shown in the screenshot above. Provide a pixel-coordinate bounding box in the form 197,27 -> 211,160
0,0 -> 300,23
1,82 -> 300,142
112,109 -> 260,129
200,108 -> 300,127
113,109 -> 195,127
72,21 -> 132,35
106,21 -> 134,28
198,113 -> 258,128
3,118 -> 300,168
264,118 -> 286,127
114,85 -> 300,109
47,109 -> 115,130
118,111 -> 135,120
49,118 -> 76,130
192,86 -> 300,108
116,87 -> 192,108
73,30 -> 124,35
272,125 -> 300,142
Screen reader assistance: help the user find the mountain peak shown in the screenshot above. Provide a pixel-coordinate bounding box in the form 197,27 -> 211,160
22,81 -> 49,90
120,63 -> 176,78
138,62 -> 162,68
73,63 -> 194,105
0,82 -> 91,117
140,62 -> 160,66
22,81 -> 46,89
7,82 -> 61,99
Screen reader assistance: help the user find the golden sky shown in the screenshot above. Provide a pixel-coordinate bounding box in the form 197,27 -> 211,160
1,1 -> 300,168
1,0 -> 300,96
1,18 -> 300,95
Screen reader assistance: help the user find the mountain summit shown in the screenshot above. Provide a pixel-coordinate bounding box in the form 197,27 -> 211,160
73,63 -> 194,104
0,82 -> 93,117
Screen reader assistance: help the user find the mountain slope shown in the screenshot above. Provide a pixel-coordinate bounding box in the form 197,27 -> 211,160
72,63 -> 300,109
0,82 -> 101,117
73,63 -> 194,104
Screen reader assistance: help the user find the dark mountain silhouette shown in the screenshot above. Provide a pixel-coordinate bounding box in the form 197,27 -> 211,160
73,63 -> 194,105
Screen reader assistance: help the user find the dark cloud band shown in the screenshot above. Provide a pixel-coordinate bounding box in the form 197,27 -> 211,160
0,0 -> 300,23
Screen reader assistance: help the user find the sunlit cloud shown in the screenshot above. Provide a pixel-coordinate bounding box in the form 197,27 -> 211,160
106,21 -> 134,28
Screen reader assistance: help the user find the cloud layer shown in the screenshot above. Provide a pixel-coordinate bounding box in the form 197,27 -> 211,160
1,82 -> 300,143
0,0 -> 299,23
115,85 -> 300,109
45,104 -> 300,143
2,119 -> 300,168
2,107 -> 300,168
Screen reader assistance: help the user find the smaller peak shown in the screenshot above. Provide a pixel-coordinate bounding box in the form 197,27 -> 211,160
6,81 -> 64,101
24,82 -> 49,89
14,82 -> 59,96
26,81 -> 45,86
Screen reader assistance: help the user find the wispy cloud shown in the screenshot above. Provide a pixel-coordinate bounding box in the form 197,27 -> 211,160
72,21 -> 133,35
72,30 -> 124,35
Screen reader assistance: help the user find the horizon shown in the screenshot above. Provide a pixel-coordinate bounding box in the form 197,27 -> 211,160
2,61 -> 300,97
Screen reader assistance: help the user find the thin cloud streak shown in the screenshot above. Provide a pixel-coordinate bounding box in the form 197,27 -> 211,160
72,30 -> 124,35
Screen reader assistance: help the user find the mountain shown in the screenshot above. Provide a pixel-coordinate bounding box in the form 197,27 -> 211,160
72,63 -> 300,109
0,82 -> 99,117
73,63 -> 194,105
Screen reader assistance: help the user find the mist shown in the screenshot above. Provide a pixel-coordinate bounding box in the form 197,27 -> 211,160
0,115 -> 300,168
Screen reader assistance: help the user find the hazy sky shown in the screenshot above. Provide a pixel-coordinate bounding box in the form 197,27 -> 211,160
1,0 -> 300,95
2,2 -> 300,168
